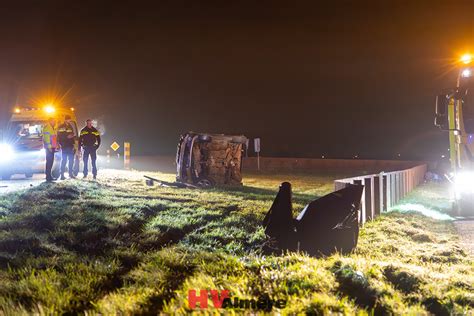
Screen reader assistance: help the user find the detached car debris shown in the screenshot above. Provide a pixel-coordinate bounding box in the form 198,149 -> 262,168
263,182 -> 364,256
144,175 -> 197,189
176,132 -> 247,187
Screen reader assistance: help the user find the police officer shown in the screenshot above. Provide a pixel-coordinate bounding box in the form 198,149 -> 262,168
42,117 -> 58,181
58,115 -> 76,180
79,119 -> 101,179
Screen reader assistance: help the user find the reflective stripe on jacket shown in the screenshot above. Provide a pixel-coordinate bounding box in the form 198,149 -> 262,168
42,123 -> 58,150
79,126 -> 101,148
58,122 -> 75,149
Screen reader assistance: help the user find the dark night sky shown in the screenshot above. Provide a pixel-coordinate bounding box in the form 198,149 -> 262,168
0,1 -> 473,159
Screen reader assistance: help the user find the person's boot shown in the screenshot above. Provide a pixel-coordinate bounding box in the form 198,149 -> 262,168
69,174 -> 76,179
93,174 -> 97,180
60,173 -> 66,180
83,174 -> 87,179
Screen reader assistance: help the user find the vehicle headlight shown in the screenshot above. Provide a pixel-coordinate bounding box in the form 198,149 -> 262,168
454,172 -> 474,195
0,143 -> 14,162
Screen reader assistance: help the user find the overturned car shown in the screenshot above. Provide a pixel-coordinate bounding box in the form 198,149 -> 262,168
176,132 -> 247,187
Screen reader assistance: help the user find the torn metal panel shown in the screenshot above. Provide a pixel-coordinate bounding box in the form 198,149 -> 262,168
263,182 -> 364,256
263,182 -> 297,250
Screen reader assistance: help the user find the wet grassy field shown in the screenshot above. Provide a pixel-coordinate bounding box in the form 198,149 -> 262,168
0,170 -> 472,314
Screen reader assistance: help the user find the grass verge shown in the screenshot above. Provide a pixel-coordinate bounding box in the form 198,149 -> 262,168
0,170 -> 472,314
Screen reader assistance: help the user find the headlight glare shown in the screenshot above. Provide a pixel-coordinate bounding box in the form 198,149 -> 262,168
454,172 -> 474,195
0,143 -> 14,162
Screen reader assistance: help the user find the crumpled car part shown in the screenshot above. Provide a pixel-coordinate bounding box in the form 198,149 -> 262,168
263,182 -> 364,256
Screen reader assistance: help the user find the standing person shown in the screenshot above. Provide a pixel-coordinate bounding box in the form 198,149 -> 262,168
42,117 -> 58,182
79,119 -> 101,179
58,115 -> 76,180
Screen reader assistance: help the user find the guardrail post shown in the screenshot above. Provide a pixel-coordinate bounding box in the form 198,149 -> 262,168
353,179 -> 365,224
382,174 -> 387,212
374,174 -> 381,217
394,173 -> 399,204
363,177 -> 374,221
333,164 -> 427,226
386,174 -> 392,209
405,170 -> 411,195
400,172 -> 405,199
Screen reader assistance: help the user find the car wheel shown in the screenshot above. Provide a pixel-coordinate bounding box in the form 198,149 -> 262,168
196,177 -> 215,188
25,173 -> 34,178
198,134 -> 212,142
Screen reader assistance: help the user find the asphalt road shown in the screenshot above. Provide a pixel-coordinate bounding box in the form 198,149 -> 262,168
0,174 -> 45,194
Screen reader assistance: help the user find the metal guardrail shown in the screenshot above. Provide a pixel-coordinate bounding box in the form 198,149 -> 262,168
334,164 -> 427,225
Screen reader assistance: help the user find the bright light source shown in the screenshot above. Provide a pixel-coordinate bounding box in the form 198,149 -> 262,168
44,105 -> 55,113
462,68 -> 472,78
70,107 -> 75,112
461,53 -> 472,64
14,107 -> 20,113
454,172 -> 474,197
0,143 -> 14,162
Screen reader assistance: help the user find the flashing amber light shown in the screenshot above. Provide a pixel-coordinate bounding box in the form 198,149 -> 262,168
461,53 -> 472,65
70,107 -> 75,112
44,105 -> 55,114
14,107 -> 21,113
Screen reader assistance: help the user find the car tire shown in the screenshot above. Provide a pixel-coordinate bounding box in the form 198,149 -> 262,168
25,173 -> 34,178
196,177 -> 215,188
198,134 -> 212,142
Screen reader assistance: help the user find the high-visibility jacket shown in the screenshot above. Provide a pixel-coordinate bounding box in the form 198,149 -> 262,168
42,123 -> 58,150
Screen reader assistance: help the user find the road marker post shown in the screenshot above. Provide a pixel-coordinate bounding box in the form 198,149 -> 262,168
124,142 -> 131,170
254,138 -> 261,171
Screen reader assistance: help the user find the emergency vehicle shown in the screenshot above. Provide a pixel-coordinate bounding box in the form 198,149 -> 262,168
0,106 -> 80,179
435,53 -> 474,215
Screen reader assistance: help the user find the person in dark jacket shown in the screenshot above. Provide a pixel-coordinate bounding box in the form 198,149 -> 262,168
58,115 -> 76,180
79,119 -> 101,179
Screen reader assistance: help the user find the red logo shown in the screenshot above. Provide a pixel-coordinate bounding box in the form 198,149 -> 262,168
188,289 -> 286,311
188,289 -> 230,309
